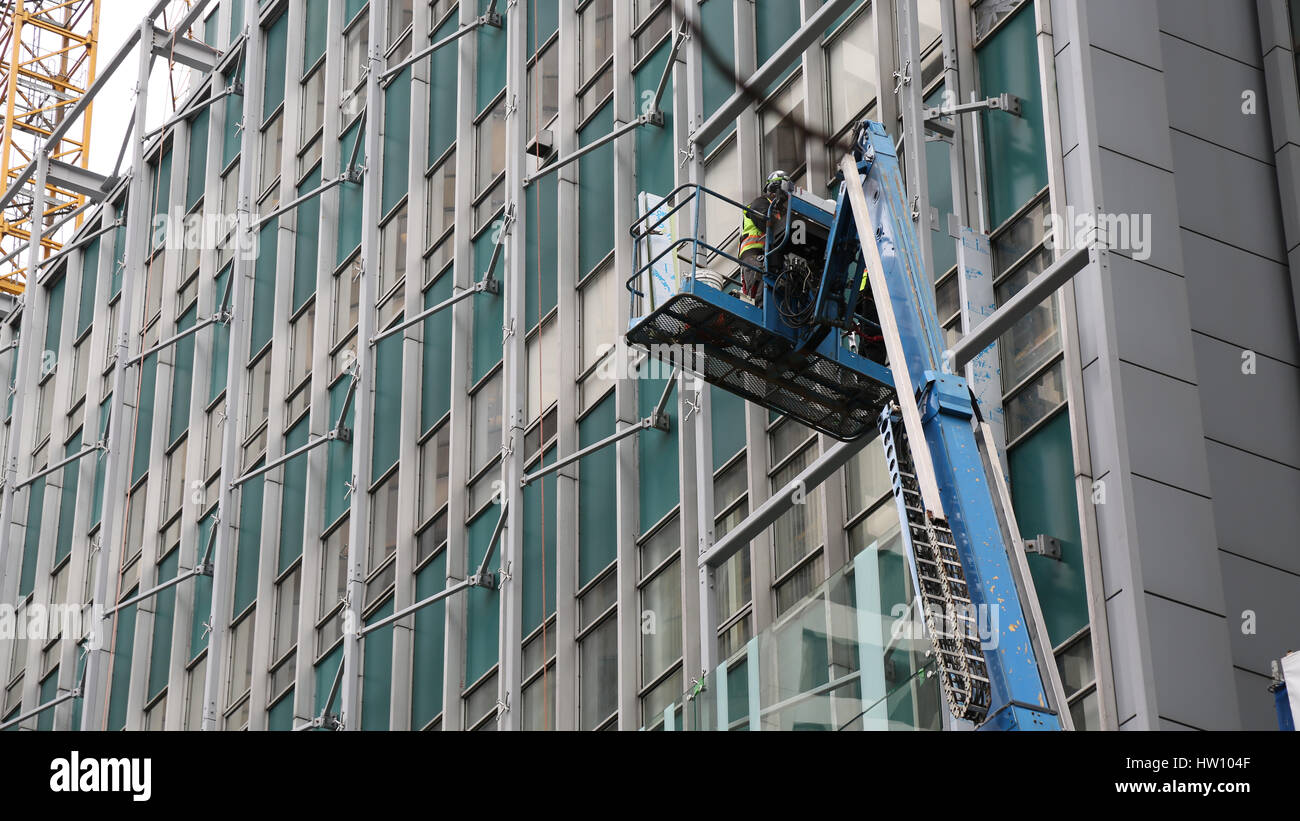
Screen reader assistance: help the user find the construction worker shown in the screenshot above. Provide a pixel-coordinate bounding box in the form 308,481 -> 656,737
737,170 -> 790,307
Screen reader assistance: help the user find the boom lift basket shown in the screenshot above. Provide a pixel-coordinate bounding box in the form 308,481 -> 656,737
625,184 -> 894,440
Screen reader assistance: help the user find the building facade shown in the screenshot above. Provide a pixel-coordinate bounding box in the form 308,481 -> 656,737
0,0 -> 1296,731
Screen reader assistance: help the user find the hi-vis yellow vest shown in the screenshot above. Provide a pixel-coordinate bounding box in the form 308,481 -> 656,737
740,197 -> 772,255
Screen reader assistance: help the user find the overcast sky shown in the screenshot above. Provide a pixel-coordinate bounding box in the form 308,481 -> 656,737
86,4 -> 199,178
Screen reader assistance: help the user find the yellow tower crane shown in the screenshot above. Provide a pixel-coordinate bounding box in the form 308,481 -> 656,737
0,0 -> 101,295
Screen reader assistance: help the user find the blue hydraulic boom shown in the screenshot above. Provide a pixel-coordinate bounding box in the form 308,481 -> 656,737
626,120 -> 1065,730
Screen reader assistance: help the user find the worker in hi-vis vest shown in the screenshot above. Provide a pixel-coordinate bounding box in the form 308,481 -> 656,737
737,170 -> 790,308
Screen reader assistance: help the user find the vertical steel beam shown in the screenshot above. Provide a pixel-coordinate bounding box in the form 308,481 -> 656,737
339,0 -> 387,731
496,0 -> 528,732
0,150 -> 50,584
79,21 -> 159,731
201,0 -> 264,731
552,0 -> 581,732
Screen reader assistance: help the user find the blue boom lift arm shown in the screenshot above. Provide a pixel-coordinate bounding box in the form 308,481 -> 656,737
625,120 -> 1068,730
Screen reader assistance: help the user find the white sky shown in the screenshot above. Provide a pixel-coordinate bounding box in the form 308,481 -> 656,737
86,2 -> 202,178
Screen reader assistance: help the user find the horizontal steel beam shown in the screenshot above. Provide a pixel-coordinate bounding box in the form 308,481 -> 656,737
47,160 -> 111,201
947,243 -> 1090,371
699,434 -> 874,569
153,25 -> 221,71
691,0 -> 857,147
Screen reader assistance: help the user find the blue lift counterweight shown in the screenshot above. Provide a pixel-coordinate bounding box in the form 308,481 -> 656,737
625,119 -> 1063,730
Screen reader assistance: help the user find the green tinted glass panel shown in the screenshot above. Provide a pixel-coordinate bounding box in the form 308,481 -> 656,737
304,0 -> 327,70
700,0 -> 735,154
229,0 -> 244,36
44,275 -> 65,354
37,672 -> 57,730
428,15 -> 458,165
635,39 -> 675,197
578,101 -> 614,276
411,550 -> 446,728
465,509 -> 500,683
190,511 -> 216,659
314,644 -> 342,714
421,273 -> 453,431
710,383 -> 746,469
148,550 -> 179,699
186,108 -> 210,210
638,375 -> 678,529
755,0 -> 800,91
91,396 -> 110,527
222,59 -> 245,167
523,446 -> 556,634
19,476 -> 44,596
263,10 -> 289,115
107,593 -> 138,730
524,171 -> 557,329
325,377 -> 355,525
111,220 -> 126,297
382,67 -> 412,214
529,0 -> 558,49
976,4 -> 1047,227
268,690 -> 294,730
344,0 -> 366,23
337,120 -> 365,264
293,167 -> 321,312
233,466 -> 264,614
132,353 -> 158,483
1008,409 -> 1087,646
372,332 -> 402,480
55,430 -> 82,563
279,417 -> 309,573
77,236 -> 100,335
210,265 -> 232,401
170,306 -> 197,443
361,598 -> 394,729
471,231 -> 503,383
578,393 -> 616,585
476,9 -> 507,113
250,218 -> 277,352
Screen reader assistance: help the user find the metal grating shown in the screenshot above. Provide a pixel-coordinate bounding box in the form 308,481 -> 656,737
627,293 -> 894,440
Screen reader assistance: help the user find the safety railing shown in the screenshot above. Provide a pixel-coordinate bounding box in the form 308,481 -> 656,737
625,183 -> 770,320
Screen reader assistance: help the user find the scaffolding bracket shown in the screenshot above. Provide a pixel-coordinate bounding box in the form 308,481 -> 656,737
924,93 -> 1022,138
381,11 -> 501,85
255,173 -> 353,228
105,565 -> 208,616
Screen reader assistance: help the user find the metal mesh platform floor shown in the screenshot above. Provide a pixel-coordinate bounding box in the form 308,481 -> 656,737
627,292 -> 894,440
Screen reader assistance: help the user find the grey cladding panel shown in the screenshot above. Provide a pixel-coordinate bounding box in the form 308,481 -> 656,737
1131,475 -> 1226,615
1143,591 -> 1241,730
1118,361 -> 1213,497
1157,0 -> 1263,68
1108,253 -> 1199,384
1192,332 -> 1300,469
1160,33 -> 1274,163
1181,228 -> 1300,366
1205,440 -> 1300,574
1089,47 -> 1174,171
1218,550 -> 1300,675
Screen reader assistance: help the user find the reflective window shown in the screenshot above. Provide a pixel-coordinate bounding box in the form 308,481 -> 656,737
825,5 -> 877,132
471,370 -> 503,473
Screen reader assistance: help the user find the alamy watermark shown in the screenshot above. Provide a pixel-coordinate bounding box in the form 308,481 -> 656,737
1043,206 -> 1152,261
